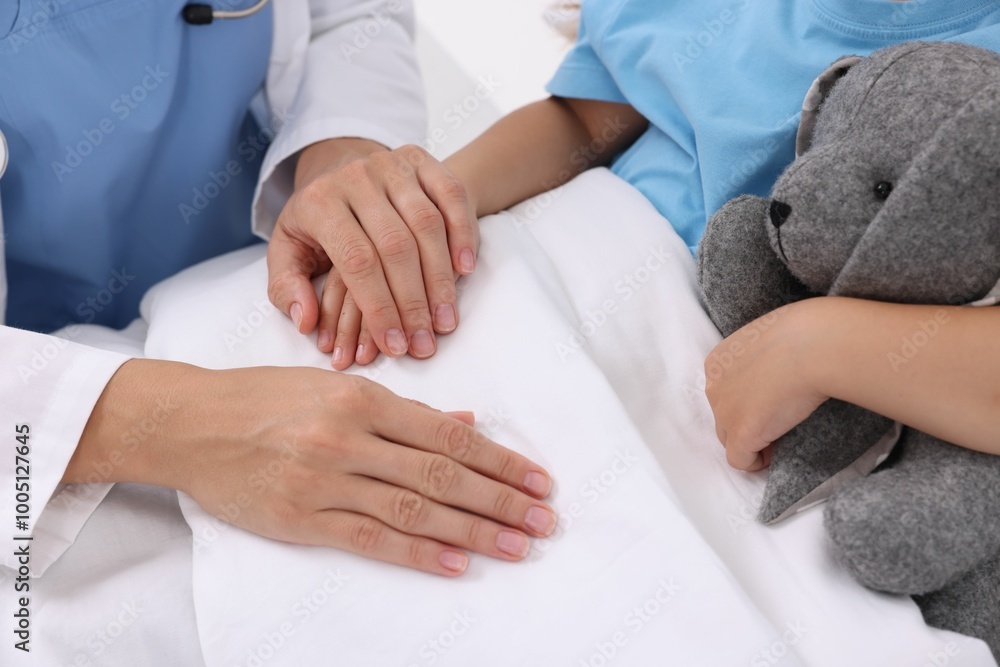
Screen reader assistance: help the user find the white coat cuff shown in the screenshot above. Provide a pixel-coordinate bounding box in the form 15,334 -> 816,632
251,118 -> 412,240
2,338 -> 129,577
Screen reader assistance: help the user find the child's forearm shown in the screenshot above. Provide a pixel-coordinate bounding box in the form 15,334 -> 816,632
808,297 -> 1000,454
444,97 -> 647,217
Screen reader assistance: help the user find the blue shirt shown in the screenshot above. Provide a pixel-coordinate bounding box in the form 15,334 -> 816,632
547,0 -> 1000,253
0,0 -> 272,332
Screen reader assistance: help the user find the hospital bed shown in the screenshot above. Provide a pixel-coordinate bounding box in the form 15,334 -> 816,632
3,11 -> 996,667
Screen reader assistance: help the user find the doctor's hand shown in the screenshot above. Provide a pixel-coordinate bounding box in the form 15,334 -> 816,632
267,138 -> 479,370
70,360 -> 554,576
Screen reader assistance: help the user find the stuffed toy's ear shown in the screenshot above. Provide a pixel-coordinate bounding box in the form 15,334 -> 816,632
795,55 -> 862,157
830,80 -> 1000,303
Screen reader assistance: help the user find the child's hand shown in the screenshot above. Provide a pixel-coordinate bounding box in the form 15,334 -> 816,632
317,267 -> 463,370
311,267 -> 380,370
704,300 -> 831,471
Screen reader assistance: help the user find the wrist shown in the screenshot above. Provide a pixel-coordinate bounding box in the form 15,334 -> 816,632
69,359 -> 215,493
781,297 -> 842,402
294,137 -> 388,190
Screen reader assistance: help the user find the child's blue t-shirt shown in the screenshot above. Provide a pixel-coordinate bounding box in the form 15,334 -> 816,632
546,0 -> 1000,253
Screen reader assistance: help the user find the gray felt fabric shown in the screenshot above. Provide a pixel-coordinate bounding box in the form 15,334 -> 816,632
824,429 -> 1000,594
697,41 -> 1000,654
759,402 -> 893,524
915,552 -> 1000,664
697,195 -> 813,337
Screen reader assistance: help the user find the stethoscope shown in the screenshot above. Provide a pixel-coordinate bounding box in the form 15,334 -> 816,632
182,0 -> 271,25
0,0 -> 271,180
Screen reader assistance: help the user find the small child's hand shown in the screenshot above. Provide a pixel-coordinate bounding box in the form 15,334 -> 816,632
704,300 -> 831,471
316,267 -> 463,370
312,269 -> 380,369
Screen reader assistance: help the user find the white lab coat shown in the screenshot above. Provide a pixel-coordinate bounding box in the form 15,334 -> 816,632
0,0 -> 426,579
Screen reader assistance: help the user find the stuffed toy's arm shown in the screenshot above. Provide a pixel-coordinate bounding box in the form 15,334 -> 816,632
698,195 -> 812,337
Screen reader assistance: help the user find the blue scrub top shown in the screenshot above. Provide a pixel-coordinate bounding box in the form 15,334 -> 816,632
547,0 -> 1000,254
0,0 -> 272,332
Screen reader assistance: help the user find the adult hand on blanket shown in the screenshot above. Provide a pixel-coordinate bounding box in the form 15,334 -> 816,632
704,300 -> 829,472
267,138 -> 479,370
68,360 -> 555,576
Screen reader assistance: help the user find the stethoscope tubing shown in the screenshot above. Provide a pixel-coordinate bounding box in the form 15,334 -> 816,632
210,0 -> 271,20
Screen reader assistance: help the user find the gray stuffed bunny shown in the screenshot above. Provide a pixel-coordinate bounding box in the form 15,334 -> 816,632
698,41 -> 1000,656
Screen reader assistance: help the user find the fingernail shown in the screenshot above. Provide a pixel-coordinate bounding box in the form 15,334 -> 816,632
290,303 -> 303,331
318,330 -> 333,349
435,303 -> 457,333
332,346 -> 344,365
410,329 -> 435,358
524,506 -> 557,536
386,328 -> 408,356
459,248 -> 475,274
439,550 -> 468,573
355,344 -> 366,362
496,531 -> 530,558
523,471 -> 551,497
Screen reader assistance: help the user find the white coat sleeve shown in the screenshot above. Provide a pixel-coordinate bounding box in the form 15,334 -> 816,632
252,0 -> 428,239
0,326 -> 129,576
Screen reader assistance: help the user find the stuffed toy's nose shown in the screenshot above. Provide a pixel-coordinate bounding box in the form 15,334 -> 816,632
769,200 -> 792,228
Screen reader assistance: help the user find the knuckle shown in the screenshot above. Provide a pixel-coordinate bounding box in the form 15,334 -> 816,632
367,299 -> 400,324
351,376 -> 394,416
322,375 -> 369,415
385,154 -> 415,180
725,443 -> 749,470
343,373 -> 377,402
435,420 -> 475,462
422,454 -> 460,497
431,273 -> 458,298
272,501 -> 303,532
398,296 -> 432,322
267,273 -> 297,305
349,517 -> 386,554
400,144 -> 429,163
338,160 -> 372,185
288,416 -> 327,452
491,489 -> 516,520
462,517 -> 483,547
295,179 -> 328,210
406,537 -> 429,566
335,315 -> 356,339
492,451 -> 515,484
391,490 -> 426,531
340,239 -> 379,277
375,229 -> 417,263
406,205 -> 445,236
323,270 -> 346,293
437,176 -> 468,203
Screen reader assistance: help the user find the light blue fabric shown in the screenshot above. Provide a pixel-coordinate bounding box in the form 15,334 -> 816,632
547,0 -> 1000,254
0,0 -> 272,332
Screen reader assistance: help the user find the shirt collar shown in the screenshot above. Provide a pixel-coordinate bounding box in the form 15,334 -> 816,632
811,0 -> 998,38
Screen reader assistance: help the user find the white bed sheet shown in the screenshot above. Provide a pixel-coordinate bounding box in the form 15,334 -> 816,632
139,168 -> 996,667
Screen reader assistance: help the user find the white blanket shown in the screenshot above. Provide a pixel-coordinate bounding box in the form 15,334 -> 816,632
141,169 -> 995,667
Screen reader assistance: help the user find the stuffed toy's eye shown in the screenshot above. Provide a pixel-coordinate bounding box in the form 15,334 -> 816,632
874,181 -> 893,200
